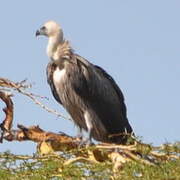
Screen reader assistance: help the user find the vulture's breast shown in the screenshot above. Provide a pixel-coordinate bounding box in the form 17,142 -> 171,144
53,67 -> 66,91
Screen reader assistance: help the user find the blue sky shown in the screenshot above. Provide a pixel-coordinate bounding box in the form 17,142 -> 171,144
0,0 -> 179,154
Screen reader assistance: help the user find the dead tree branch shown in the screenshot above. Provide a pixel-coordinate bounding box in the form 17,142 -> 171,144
0,91 -> 14,142
0,77 -> 179,175
0,77 -> 71,120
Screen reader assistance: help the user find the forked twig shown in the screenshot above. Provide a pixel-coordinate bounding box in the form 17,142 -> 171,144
0,77 -> 71,120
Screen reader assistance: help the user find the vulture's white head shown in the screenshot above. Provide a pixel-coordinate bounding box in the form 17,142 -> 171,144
36,20 -> 64,58
36,20 -> 63,39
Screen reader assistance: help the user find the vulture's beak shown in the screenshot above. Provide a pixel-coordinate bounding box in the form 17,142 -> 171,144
36,27 -> 46,37
35,30 -> 41,37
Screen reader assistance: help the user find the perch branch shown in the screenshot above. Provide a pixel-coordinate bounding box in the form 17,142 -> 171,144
1,77 -> 179,172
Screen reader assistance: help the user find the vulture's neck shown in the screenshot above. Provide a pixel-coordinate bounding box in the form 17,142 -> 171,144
47,34 -> 63,59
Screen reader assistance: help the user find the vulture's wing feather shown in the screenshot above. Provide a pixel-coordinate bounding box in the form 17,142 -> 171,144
73,55 -> 132,135
94,65 -> 127,118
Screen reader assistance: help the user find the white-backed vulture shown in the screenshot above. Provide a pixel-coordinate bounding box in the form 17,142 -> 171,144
36,21 -> 133,144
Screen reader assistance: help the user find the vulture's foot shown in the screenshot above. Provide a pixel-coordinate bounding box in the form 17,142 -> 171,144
76,133 -> 83,141
78,138 -> 94,148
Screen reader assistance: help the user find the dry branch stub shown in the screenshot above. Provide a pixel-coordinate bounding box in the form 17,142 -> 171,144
0,91 -> 14,142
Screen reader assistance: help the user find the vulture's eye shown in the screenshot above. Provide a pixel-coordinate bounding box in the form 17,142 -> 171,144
41,26 -> 46,30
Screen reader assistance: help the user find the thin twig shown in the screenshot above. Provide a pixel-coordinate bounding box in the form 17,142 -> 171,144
0,153 -> 62,160
0,77 -> 71,121
96,144 -> 136,151
16,88 -> 71,120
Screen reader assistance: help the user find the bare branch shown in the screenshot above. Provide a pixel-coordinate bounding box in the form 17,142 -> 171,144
0,77 -> 179,173
0,77 -> 71,120
0,91 -> 14,143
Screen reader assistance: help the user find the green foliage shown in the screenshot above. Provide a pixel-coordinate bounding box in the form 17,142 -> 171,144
0,142 -> 180,180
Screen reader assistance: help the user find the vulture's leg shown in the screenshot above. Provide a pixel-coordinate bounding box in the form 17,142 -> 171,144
79,111 -> 93,146
79,132 -> 93,146
86,127 -> 93,145
76,127 -> 83,140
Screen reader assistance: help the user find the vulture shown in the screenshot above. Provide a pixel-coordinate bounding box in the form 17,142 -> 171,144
36,21 -> 133,144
